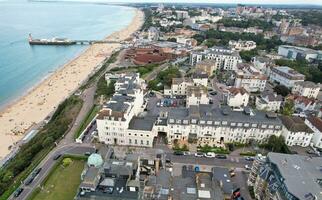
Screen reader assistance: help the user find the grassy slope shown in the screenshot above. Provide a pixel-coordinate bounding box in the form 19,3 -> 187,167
31,159 -> 85,200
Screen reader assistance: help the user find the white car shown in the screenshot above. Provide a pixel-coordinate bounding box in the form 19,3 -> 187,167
245,165 -> 251,170
194,152 -> 204,157
204,152 -> 216,158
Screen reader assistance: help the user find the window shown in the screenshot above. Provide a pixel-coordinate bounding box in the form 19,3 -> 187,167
141,140 -> 143,145
146,140 -> 149,145
129,139 -> 132,144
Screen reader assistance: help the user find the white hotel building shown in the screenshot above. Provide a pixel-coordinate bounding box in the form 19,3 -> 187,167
155,106 -> 283,147
96,73 -> 157,147
190,46 -> 242,71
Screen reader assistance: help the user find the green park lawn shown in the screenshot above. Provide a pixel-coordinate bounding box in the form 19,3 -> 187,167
31,159 -> 85,200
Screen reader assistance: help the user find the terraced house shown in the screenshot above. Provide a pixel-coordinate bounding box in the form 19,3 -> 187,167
154,105 -> 283,147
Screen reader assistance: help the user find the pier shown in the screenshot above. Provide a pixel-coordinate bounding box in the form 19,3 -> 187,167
28,34 -> 126,45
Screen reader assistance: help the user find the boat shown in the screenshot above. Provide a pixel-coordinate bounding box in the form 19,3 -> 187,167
28,34 -> 76,45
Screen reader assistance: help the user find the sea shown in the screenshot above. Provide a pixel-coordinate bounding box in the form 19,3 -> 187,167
0,0 -> 135,108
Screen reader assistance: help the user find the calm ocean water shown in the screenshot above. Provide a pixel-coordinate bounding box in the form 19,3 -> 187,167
0,1 -> 134,108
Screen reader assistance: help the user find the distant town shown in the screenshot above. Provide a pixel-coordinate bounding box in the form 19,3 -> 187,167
2,3 -> 322,200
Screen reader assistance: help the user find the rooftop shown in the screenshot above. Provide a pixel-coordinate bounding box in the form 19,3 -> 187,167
267,152 -> 322,199
279,116 -> 314,133
307,116 -> 322,132
128,116 -> 157,131
294,81 -> 320,89
167,105 -> 282,127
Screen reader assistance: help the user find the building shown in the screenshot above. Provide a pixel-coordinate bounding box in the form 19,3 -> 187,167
176,10 -> 189,19
292,81 -> 320,99
186,86 -> 209,107
155,106 -> 283,147
224,87 -> 249,108
125,46 -> 175,65
280,116 -> 314,147
190,46 -> 242,71
228,40 -> 256,51
234,64 -> 267,92
269,66 -> 305,88
164,77 -> 193,96
289,95 -> 318,112
148,27 -> 160,41
96,73 -> 157,147
164,76 -> 207,97
251,56 -> 274,76
247,154 -> 266,186
278,45 -> 320,62
255,91 -> 283,112
251,152 -> 322,200
305,116 -> 322,149
195,59 -> 218,76
191,72 -> 208,88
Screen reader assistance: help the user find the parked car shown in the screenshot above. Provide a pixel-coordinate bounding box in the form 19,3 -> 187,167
215,154 -> 227,159
245,157 -> 255,161
14,188 -> 24,197
25,177 -> 34,186
204,152 -> 216,158
245,165 -> 251,170
194,152 -> 204,157
183,151 -> 191,156
53,154 -> 61,160
84,152 -> 91,156
173,151 -> 184,156
32,168 -> 42,177
230,172 -> 236,177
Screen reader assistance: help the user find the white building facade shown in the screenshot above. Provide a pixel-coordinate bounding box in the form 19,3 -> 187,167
292,81 -> 320,99
305,116 -> 322,149
96,73 -> 157,147
234,65 -> 267,92
225,87 -> 249,107
255,92 -> 283,112
269,66 -> 305,88
190,47 -> 242,71
280,116 -> 314,147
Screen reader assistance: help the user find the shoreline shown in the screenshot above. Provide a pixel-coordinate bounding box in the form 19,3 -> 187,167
0,7 -> 144,159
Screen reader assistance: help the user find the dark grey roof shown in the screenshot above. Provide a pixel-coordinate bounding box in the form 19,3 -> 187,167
167,105 -> 282,128
128,117 -> 157,131
103,160 -> 137,177
106,95 -> 134,112
261,91 -> 283,102
212,167 -> 234,195
279,116 -> 314,133
267,152 -> 322,200
294,81 -> 320,89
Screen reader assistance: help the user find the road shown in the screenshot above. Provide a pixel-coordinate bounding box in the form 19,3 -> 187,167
10,86 -> 97,200
12,144 -> 96,200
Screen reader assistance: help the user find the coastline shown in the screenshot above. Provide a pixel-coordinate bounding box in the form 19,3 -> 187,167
0,7 -> 144,159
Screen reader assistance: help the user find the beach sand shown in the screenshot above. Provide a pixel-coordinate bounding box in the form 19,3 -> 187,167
0,9 -> 144,159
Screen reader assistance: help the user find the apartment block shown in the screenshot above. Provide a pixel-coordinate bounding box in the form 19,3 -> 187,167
292,81 -> 320,99
234,64 -> 267,92
269,66 -> 305,88
256,91 -> 283,112
224,87 -> 249,108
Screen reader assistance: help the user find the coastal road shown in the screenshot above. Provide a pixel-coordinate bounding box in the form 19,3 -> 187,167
11,144 -> 96,200
10,86 -> 97,200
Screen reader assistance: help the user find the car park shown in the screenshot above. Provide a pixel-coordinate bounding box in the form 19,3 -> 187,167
215,154 -> 227,159
204,152 -> 216,158
14,188 -> 24,197
194,152 -> 204,157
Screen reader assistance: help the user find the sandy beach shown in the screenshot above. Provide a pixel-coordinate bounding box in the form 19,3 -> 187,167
0,8 -> 144,159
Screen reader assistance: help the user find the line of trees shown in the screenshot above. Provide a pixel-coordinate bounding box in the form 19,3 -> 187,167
218,18 -> 274,31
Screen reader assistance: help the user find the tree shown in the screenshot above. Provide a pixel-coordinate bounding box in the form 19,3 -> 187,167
281,100 -> 294,116
273,85 -> 290,97
261,135 -> 290,154
240,49 -> 258,62
167,38 -> 177,42
62,158 -> 73,167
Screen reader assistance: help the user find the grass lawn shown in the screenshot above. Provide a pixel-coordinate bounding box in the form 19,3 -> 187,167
74,105 -> 100,139
31,159 -> 85,200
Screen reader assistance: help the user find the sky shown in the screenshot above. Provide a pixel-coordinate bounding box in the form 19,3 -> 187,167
104,0 -> 322,5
